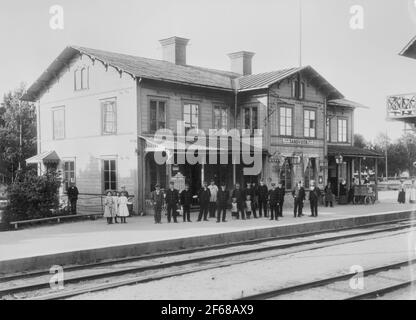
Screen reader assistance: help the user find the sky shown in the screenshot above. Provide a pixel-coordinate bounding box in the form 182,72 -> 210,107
0,0 -> 416,142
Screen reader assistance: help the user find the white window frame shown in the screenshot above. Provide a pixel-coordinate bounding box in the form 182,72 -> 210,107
101,98 -> 117,135
52,107 -> 65,140
338,118 -> 348,143
280,106 -> 293,136
304,109 -> 316,138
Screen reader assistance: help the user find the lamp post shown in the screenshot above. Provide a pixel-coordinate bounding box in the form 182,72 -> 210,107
335,154 -> 343,197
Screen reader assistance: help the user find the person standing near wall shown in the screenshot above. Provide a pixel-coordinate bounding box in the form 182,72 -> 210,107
208,180 -> 218,219
257,180 -> 269,218
309,181 -> 321,218
198,182 -> 211,222
216,183 -> 229,223
244,182 -> 257,218
165,181 -> 179,223
152,184 -> 165,224
180,183 -> 193,223
276,182 -> 285,218
268,183 -> 279,221
67,182 -> 79,215
292,181 -> 306,218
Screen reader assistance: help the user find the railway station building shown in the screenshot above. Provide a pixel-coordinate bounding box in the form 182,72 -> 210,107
22,36 -> 381,212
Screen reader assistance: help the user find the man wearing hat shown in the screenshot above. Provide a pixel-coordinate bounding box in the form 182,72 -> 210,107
165,181 -> 179,223
268,183 -> 279,221
152,184 -> 164,224
180,182 -> 193,222
309,180 -> 321,218
67,181 -> 79,215
257,179 -> 269,218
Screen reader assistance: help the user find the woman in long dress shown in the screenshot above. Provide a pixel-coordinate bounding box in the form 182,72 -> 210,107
103,191 -> 114,224
112,191 -> 120,224
118,191 -> 130,223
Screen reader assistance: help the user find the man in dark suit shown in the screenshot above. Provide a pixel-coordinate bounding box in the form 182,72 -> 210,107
268,183 -> 279,221
67,182 -> 79,215
165,181 -> 179,223
243,182 -> 257,218
231,183 -> 245,220
216,183 -> 229,223
198,182 -> 211,222
309,180 -> 321,218
257,180 -> 269,218
276,182 -> 285,218
292,181 -> 306,218
180,183 -> 193,222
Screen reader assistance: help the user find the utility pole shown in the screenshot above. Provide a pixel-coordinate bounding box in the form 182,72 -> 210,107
299,0 -> 303,67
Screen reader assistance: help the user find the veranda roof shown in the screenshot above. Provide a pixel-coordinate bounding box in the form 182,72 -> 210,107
26,151 -> 61,164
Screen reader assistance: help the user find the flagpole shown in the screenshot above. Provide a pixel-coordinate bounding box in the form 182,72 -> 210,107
299,0 -> 303,67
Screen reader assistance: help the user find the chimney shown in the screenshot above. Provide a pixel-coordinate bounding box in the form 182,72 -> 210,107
228,51 -> 255,76
159,36 -> 190,65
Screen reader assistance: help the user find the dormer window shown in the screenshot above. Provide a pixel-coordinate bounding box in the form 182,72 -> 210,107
74,67 -> 89,91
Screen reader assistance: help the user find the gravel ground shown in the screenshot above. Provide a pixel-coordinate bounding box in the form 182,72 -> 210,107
69,228 -> 416,300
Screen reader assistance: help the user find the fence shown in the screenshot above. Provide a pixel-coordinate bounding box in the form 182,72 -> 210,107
60,193 -> 135,216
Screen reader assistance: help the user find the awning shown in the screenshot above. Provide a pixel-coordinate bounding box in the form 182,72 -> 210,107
26,151 -> 61,164
138,135 -> 266,155
328,145 -> 384,159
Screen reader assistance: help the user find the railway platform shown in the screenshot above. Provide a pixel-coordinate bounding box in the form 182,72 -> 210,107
0,193 -> 415,275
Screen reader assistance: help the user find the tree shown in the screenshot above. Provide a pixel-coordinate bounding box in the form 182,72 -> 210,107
353,134 -> 367,149
3,169 -> 62,224
0,84 -> 37,182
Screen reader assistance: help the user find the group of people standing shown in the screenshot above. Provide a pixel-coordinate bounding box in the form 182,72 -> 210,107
103,188 -> 131,224
150,179 -> 326,225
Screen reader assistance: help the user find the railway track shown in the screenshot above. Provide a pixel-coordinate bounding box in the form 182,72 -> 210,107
1,218 -> 415,300
239,260 -> 416,300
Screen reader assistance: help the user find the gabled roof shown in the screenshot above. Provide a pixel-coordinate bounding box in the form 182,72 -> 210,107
237,65 -> 344,99
22,46 -> 344,101
400,36 -> 416,59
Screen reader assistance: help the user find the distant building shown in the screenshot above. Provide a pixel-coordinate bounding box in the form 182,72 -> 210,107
387,36 -> 416,131
22,36 -> 382,211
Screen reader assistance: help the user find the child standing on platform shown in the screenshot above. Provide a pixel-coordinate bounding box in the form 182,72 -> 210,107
245,195 -> 253,219
118,191 -> 129,223
104,191 -> 114,224
231,198 -> 238,220
112,191 -> 120,224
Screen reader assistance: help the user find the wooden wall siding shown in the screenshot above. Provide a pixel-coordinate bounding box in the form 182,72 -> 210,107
268,78 -> 326,142
138,81 -> 234,135
327,106 -> 354,145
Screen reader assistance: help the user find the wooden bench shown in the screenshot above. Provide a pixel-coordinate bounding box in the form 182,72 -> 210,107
10,213 -> 103,230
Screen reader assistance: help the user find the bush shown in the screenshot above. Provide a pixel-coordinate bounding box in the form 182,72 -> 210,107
3,169 -> 62,224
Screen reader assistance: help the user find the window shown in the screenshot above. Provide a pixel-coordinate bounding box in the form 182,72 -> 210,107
53,107 -> 65,140
243,106 -> 258,133
338,118 -> 348,142
63,161 -> 75,191
326,117 -> 331,142
280,107 -> 293,136
291,81 -> 305,100
74,67 -> 89,91
149,100 -> 167,133
184,103 -> 199,132
214,106 -> 228,130
103,159 -> 117,191
81,68 -> 89,90
304,109 -> 316,138
102,98 -> 117,135
300,82 -> 305,100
